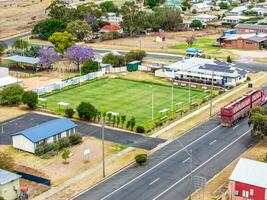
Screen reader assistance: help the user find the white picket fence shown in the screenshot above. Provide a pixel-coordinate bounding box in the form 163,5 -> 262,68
33,70 -> 104,96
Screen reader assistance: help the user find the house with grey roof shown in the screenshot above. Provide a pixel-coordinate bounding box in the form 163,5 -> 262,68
0,169 -> 21,200
155,57 -> 247,87
235,23 -> 267,34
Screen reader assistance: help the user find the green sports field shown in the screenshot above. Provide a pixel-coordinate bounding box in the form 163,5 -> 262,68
44,78 -> 207,128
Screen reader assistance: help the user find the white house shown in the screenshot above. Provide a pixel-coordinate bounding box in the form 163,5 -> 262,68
222,15 -> 249,25
0,169 -> 21,200
0,67 -> 22,88
251,7 -> 267,16
229,5 -> 247,15
156,57 -> 247,87
192,14 -> 218,23
191,3 -> 213,12
12,118 -> 77,153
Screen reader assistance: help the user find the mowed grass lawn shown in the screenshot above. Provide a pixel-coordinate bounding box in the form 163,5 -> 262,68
45,78 -> 206,128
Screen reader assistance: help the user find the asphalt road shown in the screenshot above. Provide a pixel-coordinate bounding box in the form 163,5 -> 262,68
0,32 -> 31,47
73,114 -> 258,200
0,113 -> 165,150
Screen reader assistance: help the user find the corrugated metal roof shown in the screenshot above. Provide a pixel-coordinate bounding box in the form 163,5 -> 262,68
247,35 -> 267,42
230,158 -> 267,188
12,118 -> 77,143
0,169 -> 21,185
235,23 -> 267,30
3,55 -> 40,65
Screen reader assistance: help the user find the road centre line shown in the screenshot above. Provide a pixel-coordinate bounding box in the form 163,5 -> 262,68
182,157 -> 190,164
152,129 -> 251,200
149,178 -> 160,186
100,125 -> 221,200
209,140 -> 217,145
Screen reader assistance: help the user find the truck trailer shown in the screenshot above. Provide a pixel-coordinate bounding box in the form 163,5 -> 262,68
220,89 -> 266,127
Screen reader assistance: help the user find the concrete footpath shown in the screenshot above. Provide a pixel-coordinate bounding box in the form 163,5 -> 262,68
33,74 -> 265,200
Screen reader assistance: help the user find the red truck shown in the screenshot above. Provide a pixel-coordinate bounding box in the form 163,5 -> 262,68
221,89 -> 266,127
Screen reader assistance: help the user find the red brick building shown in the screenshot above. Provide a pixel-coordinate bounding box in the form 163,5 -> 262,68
235,24 -> 267,34
228,158 -> 267,200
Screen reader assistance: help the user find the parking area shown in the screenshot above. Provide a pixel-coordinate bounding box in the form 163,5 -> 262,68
0,112 -> 165,150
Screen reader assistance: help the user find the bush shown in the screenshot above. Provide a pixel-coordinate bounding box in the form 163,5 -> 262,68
58,137 -> 70,150
81,60 -> 100,75
136,126 -> 145,133
22,91 -> 38,109
35,143 -> 55,156
0,84 -> 24,105
226,55 -> 232,63
125,50 -> 146,63
0,151 -> 14,171
192,9 -> 197,14
69,134 -> 82,145
65,108 -> 75,118
247,76 -> 251,81
218,90 -> 225,95
40,150 -> 58,159
77,102 -> 98,121
135,154 -> 148,165
0,196 -> 5,200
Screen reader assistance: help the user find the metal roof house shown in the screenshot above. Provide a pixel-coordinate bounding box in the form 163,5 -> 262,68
12,118 -> 77,153
228,158 -> 267,200
156,57 -> 247,87
235,23 -> 267,34
0,169 -> 21,200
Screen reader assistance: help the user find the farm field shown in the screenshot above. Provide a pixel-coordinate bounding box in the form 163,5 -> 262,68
44,78 -> 207,129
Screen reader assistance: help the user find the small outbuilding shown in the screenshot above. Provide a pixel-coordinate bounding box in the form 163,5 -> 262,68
0,169 -> 21,200
127,60 -> 141,72
12,118 -> 77,153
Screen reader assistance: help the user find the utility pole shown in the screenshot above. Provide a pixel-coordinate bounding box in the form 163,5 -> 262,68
101,117 -> 106,178
171,80 -> 174,113
209,71 -> 214,117
188,75 -> 191,108
150,85 -> 154,121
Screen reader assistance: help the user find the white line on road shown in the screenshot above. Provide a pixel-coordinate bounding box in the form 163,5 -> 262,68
149,178 -> 160,186
209,140 -> 217,145
182,157 -> 190,164
1,117 -> 24,125
233,124 -> 239,130
152,129 -> 251,200
100,125 -> 221,200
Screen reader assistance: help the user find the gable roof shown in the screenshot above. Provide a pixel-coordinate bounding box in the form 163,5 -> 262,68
230,158 -> 267,188
235,23 -> 267,30
0,169 -> 21,185
12,118 -> 77,143
3,55 -> 40,65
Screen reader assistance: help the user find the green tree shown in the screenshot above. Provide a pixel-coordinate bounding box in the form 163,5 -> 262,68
66,20 -> 92,41
130,117 -> 136,131
100,1 -> 118,12
65,108 -> 75,118
145,0 -> 165,8
135,154 -> 147,165
77,2 -> 103,18
22,91 -> 38,109
120,1 -> 146,37
0,84 -> 24,105
248,107 -> 267,140
263,153 -> 267,163
81,60 -> 100,75
48,31 -> 75,54
0,151 -> 14,171
25,45 -> 42,57
192,9 -> 197,14
116,116 -> 121,127
190,19 -> 203,29
125,50 -> 146,62
77,102 -> 98,121
181,0 -> 191,10
186,35 -> 196,47
102,53 -> 125,67
12,39 -> 29,50
219,2 -> 230,9
32,19 -> 66,40
62,148 -> 70,164
121,115 -> 126,128
0,43 -> 5,55
227,55 -> 232,63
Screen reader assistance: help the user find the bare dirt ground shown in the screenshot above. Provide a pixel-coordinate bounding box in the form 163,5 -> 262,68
192,138 -> 267,199
230,49 -> 267,64
0,0 -> 51,38
0,106 -> 28,122
89,28 -> 224,52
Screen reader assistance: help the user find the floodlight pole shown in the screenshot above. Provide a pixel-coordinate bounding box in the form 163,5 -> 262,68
209,71 -> 214,118
171,80 -> 174,113
101,117 -> 106,178
188,75 -> 191,108
151,86 -> 154,121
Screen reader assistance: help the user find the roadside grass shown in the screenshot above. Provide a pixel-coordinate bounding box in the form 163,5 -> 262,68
44,78 -> 206,129
254,57 -> 267,64
192,138 -> 267,199
159,72 -> 267,140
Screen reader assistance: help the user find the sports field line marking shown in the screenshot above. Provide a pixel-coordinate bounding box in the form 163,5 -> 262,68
209,140 -> 217,145
100,124 -> 221,200
149,178 -> 160,186
182,157 -> 190,164
152,129 -> 251,200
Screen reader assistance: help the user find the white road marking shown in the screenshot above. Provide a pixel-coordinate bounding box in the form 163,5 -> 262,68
152,129 -> 251,200
100,125 -> 221,200
149,178 -> 160,186
182,157 -> 190,164
233,124 -> 239,130
209,140 -> 217,145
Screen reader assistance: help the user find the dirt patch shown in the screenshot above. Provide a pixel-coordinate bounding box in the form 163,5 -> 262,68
230,49 -> 267,64
0,106 -> 28,122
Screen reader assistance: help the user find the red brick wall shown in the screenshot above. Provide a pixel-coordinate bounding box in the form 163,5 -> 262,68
237,27 -> 267,34
224,39 -> 260,50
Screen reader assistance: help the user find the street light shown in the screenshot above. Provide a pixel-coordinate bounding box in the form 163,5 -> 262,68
188,73 -> 191,108
149,85 -> 154,121
209,71 -> 214,117
101,117 -> 106,178
171,80 -> 174,113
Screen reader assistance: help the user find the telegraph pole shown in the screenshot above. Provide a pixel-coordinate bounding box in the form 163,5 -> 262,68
101,117 -> 106,178
209,71 -> 214,117
171,80 -> 174,113
188,75 -> 191,108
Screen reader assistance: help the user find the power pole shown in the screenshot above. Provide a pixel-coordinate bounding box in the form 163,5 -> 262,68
101,117 -> 106,178
188,76 -> 191,108
171,81 -> 174,113
209,71 -> 214,117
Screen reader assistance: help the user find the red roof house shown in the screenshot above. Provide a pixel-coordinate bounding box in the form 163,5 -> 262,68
228,158 -> 267,200
99,25 -> 123,33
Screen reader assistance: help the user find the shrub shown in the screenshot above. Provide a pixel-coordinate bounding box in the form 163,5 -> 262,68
218,90 -> 225,95
35,143 -> 54,156
136,126 -> 145,133
65,108 -> 75,118
58,137 -> 70,150
0,84 -> 24,105
0,196 -> 5,200
247,76 -> 251,81
0,151 -> 14,171
62,148 -> 71,164
135,154 -> 148,165
192,9 -> 197,14
125,50 -> 146,63
22,91 -> 38,109
77,102 -> 98,121
226,55 -> 232,63
40,150 -> 58,159
69,134 -> 82,145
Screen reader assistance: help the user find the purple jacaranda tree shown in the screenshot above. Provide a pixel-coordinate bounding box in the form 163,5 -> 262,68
65,45 -> 94,71
38,48 -> 60,68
